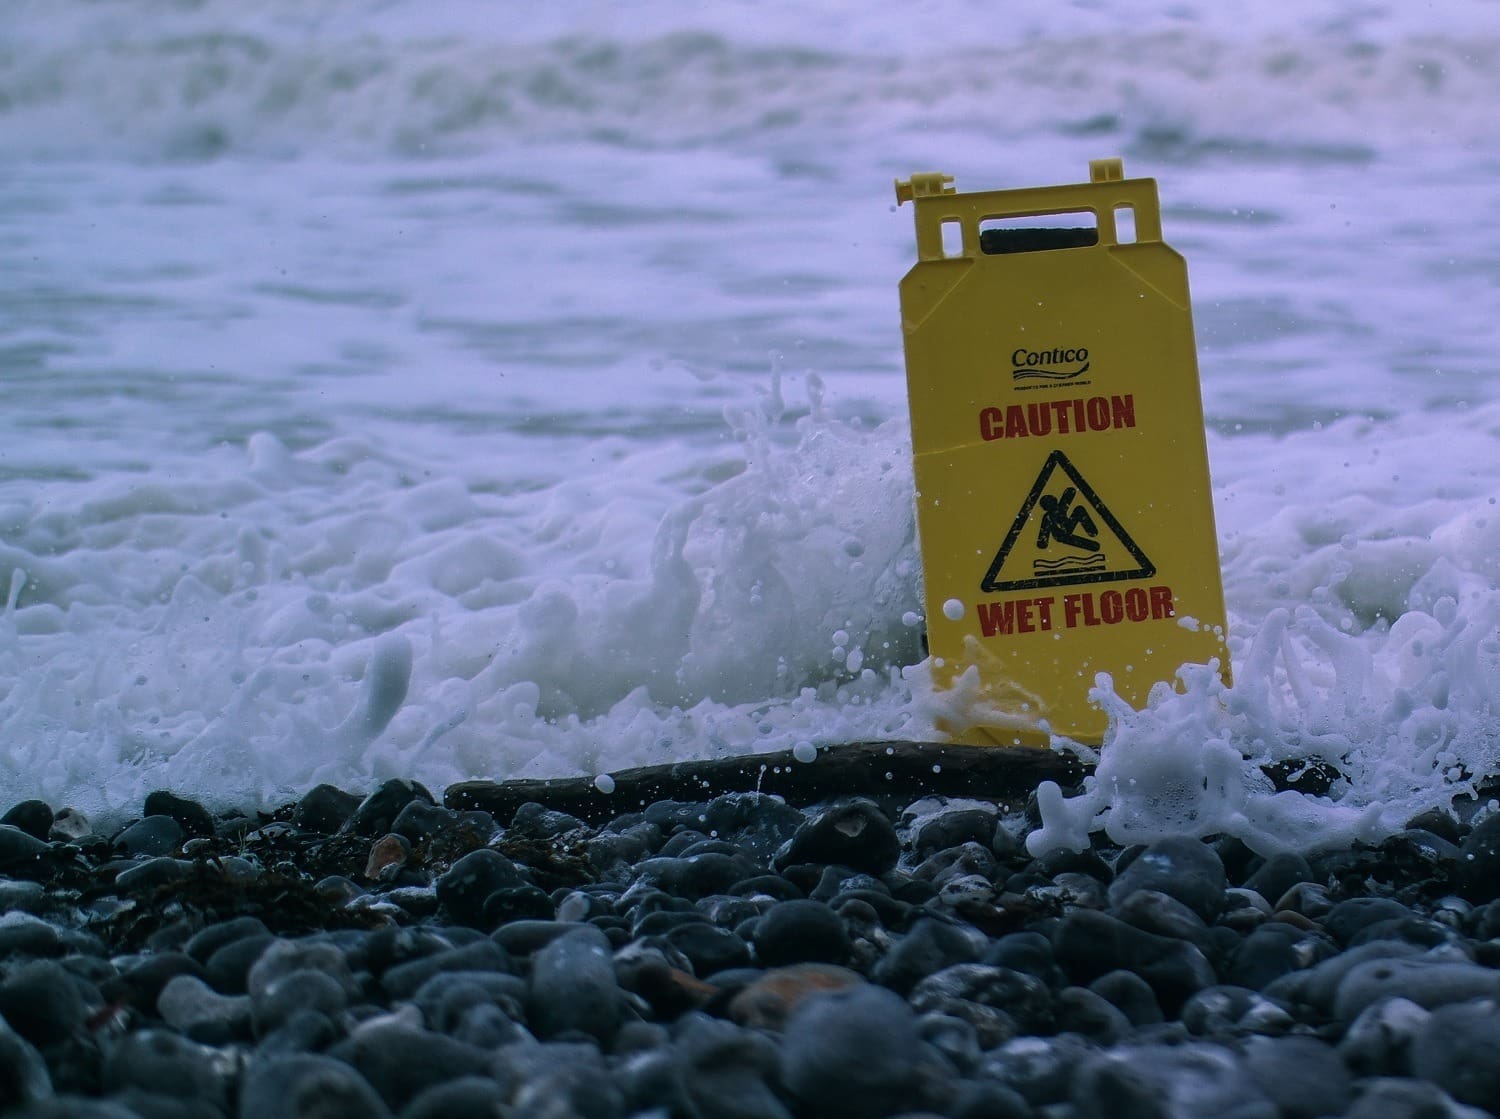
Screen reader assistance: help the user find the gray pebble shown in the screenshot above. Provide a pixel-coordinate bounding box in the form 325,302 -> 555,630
528,925 -> 622,1041
239,1053 -> 393,1119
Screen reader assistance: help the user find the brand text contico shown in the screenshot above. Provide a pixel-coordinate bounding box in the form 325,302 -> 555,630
1012,346 -> 1089,368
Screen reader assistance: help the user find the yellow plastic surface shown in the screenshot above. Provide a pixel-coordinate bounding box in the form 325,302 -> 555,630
895,159 -> 1229,747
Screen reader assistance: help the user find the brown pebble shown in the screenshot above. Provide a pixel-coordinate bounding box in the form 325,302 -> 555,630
364,833 -> 411,880
728,963 -> 865,1031
1270,909 -> 1319,931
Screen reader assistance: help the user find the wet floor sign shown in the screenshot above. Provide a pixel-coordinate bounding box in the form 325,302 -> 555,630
895,159 -> 1229,747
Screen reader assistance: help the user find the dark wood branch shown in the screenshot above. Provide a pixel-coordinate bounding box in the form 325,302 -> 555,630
444,741 -> 1090,825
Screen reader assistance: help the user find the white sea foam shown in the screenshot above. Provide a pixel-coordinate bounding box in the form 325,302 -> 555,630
1,0 -> 1497,847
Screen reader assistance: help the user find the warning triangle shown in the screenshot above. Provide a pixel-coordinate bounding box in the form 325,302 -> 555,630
981,450 -> 1155,593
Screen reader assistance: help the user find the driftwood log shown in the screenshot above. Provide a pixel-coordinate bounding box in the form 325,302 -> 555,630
444,741 -> 1089,825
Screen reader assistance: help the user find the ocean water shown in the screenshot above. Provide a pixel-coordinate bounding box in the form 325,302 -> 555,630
3,0 -> 1499,849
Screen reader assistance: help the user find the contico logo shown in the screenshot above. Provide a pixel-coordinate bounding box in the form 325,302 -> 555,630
1012,345 -> 1090,384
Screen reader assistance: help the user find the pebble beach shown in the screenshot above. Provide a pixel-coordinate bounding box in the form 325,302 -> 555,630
1,773 -> 1498,1117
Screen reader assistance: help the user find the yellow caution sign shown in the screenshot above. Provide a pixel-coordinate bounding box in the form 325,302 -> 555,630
895,159 -> 1229,747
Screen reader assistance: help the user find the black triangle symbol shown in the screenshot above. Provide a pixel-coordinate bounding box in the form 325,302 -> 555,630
981,450 -> 1155,593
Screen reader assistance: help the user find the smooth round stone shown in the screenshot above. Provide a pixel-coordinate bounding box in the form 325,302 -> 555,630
1343,1077 -> 1487,1119
781,985 -> 933,1118
238,1054 -> 393,1119
1324,897 -> 1414,946
983,931 -> 1065,988
399,1077 -> 509,1119
256,1009 -> 341,1058
481,885 -> 554,925
329,1021 -> 491,1111
156,975 -> 253,1044
0,802 -> 53,842
388,800 -> 458,842
112,816 -> 184,858
435,848 -> 529,927
873,918 -> 982,997
509,801 -> 586,838
702,792 -> 805,860
980,1035 -> 1099,1109
381,939 -> 511,1001
951,1082 -> 1033,1119
101,1030 -> 231,1111
491,920 -> 576,957
1053,909 -> 1216,1014
0,880 -> 46,915
143,792 -> 216,840
1053,985 -> 1132,1044
1241,852 -> 1313,906
753,900 -> 850,968
1411,999 -> 1500,1110
1071,1043 -> 1273,1119
1106,836 -> 1226,922
666,921 -> 752,976
203,934 -> 276,994
0,961 -> 91,1046
633,853 -> 761,900
1180,985 -> 1294,1038
251,968 -> 350,1034
293,785 -> 362,834
1337,996 -> 1431,1078
1087,969 -> 1164,1027
346,779 -> 435,838
114,858 -> 191,892
726,963 -> 865,1032
914,841 -> 998,885
104,952 -> 207,1010
905,800 -> 1000,860
0,915 -> 63,960
248,940 -> 359,1004
673,1013 -> 789,1119
1265,940 -> 1425,1019
411,971 -> 526,1036
527,926 -> 622,1041
1226,923 -> 1336,991
1457,814 -> 1500,902
1333,957 -> 1500,1026
775,799 -> 900,876
0,1021 -> 52,1110
1112,888 -> 1214,950
0,824 -> 50,867
911,964 -> 1053,1035
917,1010 -> 982,1075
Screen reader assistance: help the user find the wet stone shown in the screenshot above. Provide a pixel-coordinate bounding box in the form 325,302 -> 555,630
781,985 -> 935,1119
0,802 -> 53,842
776,798 -> 900,876
329,1021 -> 491,1112
752,899 -> 849,968
142,792 -> 216,841
1242,852 -> 1313,907
1410,999 -> 1500,1111
0,960 -> 92,1046
435,848 -> 528,927
294,785 -> 363,834
510,801 -> 586,838
347,779 -> 434,838
114,857 -> 192,892
1107,835 -> 1227,922
101,1030 -> 231,1111
238,1053 -> 393,1119
112,816 -> 184,859
0,823 -> 51,868
527,925 -> 622,1041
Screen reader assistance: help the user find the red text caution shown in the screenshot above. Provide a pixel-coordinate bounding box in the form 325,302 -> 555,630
978,585 -> 1175,637
979,394 -> 1136,442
